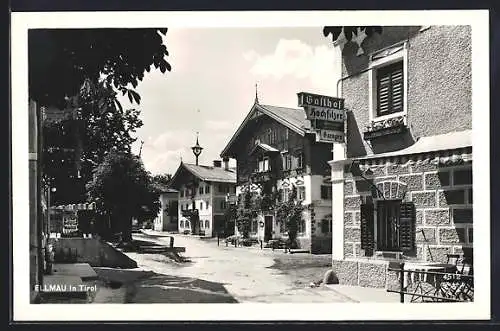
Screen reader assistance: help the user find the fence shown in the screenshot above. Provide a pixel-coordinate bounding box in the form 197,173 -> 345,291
387,263 -> 474,303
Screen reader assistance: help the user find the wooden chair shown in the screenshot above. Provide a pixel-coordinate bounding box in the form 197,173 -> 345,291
446,254 -> 461,266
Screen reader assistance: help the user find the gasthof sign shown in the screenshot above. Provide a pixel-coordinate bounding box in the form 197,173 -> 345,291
297,92 -> 344,110
317,129 -> 344,143
307,107 -> 345,122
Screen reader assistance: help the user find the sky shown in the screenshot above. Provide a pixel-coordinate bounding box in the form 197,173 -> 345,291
117,27 -> 341,175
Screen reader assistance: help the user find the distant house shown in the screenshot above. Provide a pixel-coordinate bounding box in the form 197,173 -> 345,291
169,160 -> 237,237
153,185 -> 179,232
220,96 -> 333,254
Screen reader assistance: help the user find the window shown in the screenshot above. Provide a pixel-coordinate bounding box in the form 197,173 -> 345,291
180,190 -> 185,198
200,201 -> 204,210
220,201 -> 227,210
282,153 -> 292,170
205,220 -> 210,228
376,61 -> 404,117
200,221 -> 204,229
369,43 -> 407,121
298,218 -> 306,234
258,157 -> 270,172
321,218 -> 331,233
320,185 -> 332,199
199,186 -> 204,195
297,186 -> 306,201
206,201 -> 210,209
181,204 -> 184,211
205,185 -> 211,194
218,184 -> 225,193
251,219 -> 258,234
282,188 -> 290,202
180,220 -> 184,228
267,129 -> 273,144
296,152 -> 304,169
360,200 -> 416,254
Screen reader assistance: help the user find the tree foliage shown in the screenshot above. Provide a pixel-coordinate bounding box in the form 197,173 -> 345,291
152,173 -> 173,187
29,28 -> 171,108
323,26 -> 383,43
86,150 -> 160,241
275,185 -> 305,247
235,190 -> 259,239
42,84 -> 144,205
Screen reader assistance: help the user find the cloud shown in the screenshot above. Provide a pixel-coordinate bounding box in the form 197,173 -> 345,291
139,125 -> 236,175
243,39 -> 339,92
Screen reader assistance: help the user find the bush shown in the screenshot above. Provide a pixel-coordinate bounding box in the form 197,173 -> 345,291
240,238 -> 258,246
224,234 -> 241,244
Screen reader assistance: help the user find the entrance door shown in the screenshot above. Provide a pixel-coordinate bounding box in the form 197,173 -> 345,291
264,215 -> 273,242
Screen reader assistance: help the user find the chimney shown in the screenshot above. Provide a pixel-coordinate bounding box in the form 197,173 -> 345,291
223,157 -> 229,170
213,160 -> 222,168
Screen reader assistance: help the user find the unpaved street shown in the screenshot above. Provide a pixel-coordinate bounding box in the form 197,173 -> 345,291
124,233 -> 354,303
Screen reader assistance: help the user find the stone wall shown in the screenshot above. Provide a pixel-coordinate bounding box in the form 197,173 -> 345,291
343,162 -> 473,263
332,259 -> 395,288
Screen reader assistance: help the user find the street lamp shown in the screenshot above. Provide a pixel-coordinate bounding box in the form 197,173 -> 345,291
191,132 -> 203,166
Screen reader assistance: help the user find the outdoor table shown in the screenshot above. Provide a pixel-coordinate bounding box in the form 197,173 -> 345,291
399,262 -> 457,302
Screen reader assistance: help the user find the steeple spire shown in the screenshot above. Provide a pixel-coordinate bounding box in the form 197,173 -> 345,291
254,83 -> 259,104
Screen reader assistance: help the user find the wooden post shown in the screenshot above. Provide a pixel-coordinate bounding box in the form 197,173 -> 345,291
399,263 -> 405,303
169,236 -> 174,248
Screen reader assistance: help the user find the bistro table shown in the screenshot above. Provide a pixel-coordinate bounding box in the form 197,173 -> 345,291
400,262 -> 458,302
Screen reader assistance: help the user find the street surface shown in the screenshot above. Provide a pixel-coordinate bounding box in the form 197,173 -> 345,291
123,233 -> 355,303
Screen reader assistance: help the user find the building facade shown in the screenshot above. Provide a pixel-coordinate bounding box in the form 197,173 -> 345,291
329,26 -> 473,287
153,188 -> 179,232
220,97 -> 334,253
169,160 -> 237,237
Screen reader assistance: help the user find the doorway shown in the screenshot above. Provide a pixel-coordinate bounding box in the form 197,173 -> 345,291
264,215 -> 273,242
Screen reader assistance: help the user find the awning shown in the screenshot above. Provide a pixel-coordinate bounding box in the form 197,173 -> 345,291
52,202 -> 96,211
353,130 -> 472,171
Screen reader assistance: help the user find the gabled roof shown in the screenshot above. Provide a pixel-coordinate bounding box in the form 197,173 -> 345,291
220,101 -> 311,158
169,162 -> 236,189
249,142 -> 280,156
153,183 -> 178,194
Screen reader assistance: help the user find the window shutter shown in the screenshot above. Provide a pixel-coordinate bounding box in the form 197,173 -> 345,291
360,203 -> 375,255
399,202 -> 416,252
377,61 -> 404,116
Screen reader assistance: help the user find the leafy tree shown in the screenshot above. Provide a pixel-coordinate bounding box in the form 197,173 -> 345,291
236,190 -> 258,239
275,185 -> 305,248
323,26 -> 383,43
86,150 -> 160,242
29,28 -> 171,109
42,85 -> 144,205
34,28 -> 172,205
152,173 -> 173,187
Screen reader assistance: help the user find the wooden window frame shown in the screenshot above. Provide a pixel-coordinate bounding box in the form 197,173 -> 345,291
376,61 -> 404,117
368,43 -> 408,123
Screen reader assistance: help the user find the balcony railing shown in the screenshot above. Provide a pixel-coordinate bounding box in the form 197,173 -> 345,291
250,170 -> 275,183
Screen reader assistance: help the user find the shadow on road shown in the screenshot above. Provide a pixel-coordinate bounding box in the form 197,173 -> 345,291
128,272 -> 239,303
94,267 -> 238,303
